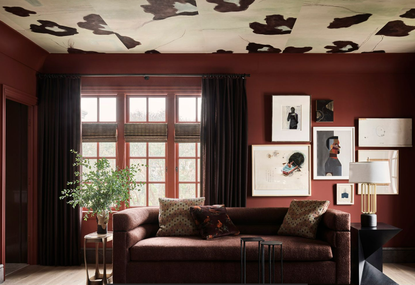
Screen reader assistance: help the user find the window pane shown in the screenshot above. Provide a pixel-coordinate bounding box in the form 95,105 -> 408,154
99,142 -> 116,157
130,186 -> 146,206
179,143 -> 195,157
130,159 -> 147,181
149,159 -> 165,182
148,184 -> 165,206
130,143 -> 146,157
81,97 -> 97,122
197,97 -> 202,122
149,143 -> 165,157
197,158 -> 200,182
197,143 -> 200,157
99,98 -> 116,122
82,159 -> 97,175
179,184 -> 196,199
130,98 -> 147,121
178,97 -> 196,122
107,159 -> 116,170
149,98 -> 166,122
179,159 -> 196,182
82,143 -> 97,157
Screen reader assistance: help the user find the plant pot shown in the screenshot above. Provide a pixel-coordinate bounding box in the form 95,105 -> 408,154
96,212 -> 109,234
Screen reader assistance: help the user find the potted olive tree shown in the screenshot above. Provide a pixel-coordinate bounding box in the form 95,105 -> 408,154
61,150 -> 145,234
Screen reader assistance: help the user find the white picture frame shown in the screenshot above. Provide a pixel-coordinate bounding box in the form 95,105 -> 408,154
357,150 -> 399,195
358,118 -> 412,147
252,144 -> 311,196
313,127 -> 355,180
272,95 -> 311,142
336,183 -> 354,205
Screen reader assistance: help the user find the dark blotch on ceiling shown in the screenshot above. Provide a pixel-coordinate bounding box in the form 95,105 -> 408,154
78,14 -> 141,49
324,41 -> 359,53
283,46 -> 313,53
246,43 -> 281,53
3,6 -> 36,17
400,8 -> 415,19
67,47 -> 102,54
213,49 -> 233,53
30,20 -> 78,36
376,20 -> 415,37
141,0 -> 198,20
250,15 -> 296,35
145,50 -> 161,54
328,13 -> 372,29
207,0 -> 255,13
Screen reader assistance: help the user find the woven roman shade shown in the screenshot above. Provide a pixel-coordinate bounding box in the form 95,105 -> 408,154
175,123 -> 200,142
124,123 -> 168,142
82,123 -> 118,142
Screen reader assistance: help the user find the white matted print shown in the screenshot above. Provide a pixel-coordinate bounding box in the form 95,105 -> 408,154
358,150 -> 399,195
358,118 -> 412,147
272,95 -> 310,142
336,183 -> 354,205
313,127 -> 355,180
252,145 -> 311,196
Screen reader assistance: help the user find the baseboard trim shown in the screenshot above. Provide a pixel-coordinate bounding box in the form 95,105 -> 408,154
383,247 -> 415,263
82,248 -> 113,264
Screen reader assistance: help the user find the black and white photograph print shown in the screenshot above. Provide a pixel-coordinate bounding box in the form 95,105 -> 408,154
283,105 -> 302,130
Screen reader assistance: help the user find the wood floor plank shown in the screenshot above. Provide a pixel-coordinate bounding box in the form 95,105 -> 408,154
384,263 -> 415,285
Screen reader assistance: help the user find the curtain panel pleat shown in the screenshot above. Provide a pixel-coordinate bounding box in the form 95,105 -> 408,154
37,75 -> 81,265
201,76 -> 248,207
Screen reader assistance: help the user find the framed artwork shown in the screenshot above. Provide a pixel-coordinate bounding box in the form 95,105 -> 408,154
313,127 -> 355,180
252,144 -> 311,196
358,150 -> 399,195
336,183 -> 354,205
272,95 -> 311,142
316,100 -> 334,122
358,118 -> 412,147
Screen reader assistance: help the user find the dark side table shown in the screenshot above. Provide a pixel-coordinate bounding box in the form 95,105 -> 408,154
84,231 -> 113,285
351,223 -> 401,285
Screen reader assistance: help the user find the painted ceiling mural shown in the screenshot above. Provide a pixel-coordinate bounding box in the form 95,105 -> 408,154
1,0 -> 415,54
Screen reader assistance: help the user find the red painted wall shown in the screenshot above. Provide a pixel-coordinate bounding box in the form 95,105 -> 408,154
41,53 -> 415,247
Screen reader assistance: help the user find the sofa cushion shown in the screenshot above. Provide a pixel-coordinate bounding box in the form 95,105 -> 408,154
156,197 -> 205,237
129,234 -> 333,262
190,205 -> 240,239
278,200 -> 330,239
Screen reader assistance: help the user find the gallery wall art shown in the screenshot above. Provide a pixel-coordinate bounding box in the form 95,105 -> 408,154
313,127 -> 355,180
272,95 -> 310,142
358,118 -> 412,147
336,183 -> 354,205
316,99 -> 334,122
252,145 -> 311,196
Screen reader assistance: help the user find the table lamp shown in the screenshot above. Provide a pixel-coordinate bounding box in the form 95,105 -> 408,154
349,161 -> 391,227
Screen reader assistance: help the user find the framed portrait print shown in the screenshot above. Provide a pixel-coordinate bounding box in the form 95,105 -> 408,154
336,183 -> 354,205
358,150 -> 399,195
272,95 -> 311,142
358,118 -> 412,147
313,127 -> 355,180
252,144 -> 311,196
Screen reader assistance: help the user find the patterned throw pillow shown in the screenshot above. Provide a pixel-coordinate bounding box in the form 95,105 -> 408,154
190,205 -> 240,239
278,200 -> 330,239
156,197 -> 205,236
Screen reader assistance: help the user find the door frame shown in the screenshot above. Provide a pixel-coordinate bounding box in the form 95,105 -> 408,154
0,84 -> 37,277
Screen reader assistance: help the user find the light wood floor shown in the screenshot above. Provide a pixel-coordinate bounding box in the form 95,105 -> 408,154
2,263 -> 415,284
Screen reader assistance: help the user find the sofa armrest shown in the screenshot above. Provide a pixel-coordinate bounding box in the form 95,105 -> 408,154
322,208 -> 350,231
113,207 -> 159,283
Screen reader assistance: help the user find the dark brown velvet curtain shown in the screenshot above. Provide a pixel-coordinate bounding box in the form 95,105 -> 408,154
37,74 -> 81,265
201,76 -> 248,207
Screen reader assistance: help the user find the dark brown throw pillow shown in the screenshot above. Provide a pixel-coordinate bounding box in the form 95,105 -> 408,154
190,205 -> 240,239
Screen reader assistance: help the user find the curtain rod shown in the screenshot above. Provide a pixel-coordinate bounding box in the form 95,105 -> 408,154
80,73 -> 250,78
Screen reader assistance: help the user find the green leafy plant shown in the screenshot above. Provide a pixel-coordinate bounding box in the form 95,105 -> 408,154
60,150 -> 145,221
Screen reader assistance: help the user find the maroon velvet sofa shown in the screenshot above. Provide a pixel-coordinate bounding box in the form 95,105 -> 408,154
113,207 -> 350,284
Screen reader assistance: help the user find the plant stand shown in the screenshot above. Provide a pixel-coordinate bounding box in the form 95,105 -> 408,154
84,231 -> 113,285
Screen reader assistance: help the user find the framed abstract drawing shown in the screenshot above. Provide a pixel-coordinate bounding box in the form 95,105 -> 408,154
357,150 -> 399,195
336,183 -> 354,205
252,144 -> 311,196
272,95 -> 311,142
358,118 -> 412,147
313,127 -> 355,180
316,99 -> 334,122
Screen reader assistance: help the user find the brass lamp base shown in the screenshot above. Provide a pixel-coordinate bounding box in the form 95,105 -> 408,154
361,213 -> 377,227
